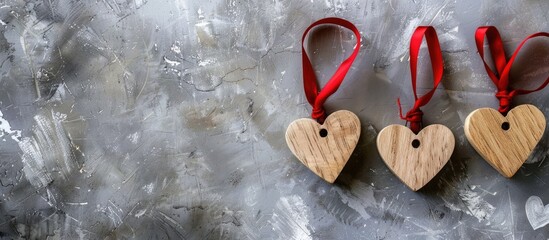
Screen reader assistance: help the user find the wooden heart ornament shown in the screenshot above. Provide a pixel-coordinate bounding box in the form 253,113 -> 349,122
464,104 -> 546,177
285,110 -> 360,183
377,124 -> 455,191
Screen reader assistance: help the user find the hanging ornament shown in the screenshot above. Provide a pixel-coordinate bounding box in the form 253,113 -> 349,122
286,18 -> 362,183
465,26 -> 549,177
377,26 -> 455,191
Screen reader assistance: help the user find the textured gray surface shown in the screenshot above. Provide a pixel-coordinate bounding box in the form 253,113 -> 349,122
1,0 -> 549,239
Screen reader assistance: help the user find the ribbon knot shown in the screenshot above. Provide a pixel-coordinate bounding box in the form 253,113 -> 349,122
311,107 -> 327,124
495,90 -> 516,114
399,103 -> 423,134
397,26 -> 444,134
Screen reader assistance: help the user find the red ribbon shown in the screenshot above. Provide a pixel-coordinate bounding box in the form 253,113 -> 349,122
475,26 -> 549,114
398,26 -> 444,134
302,18 -> 361,123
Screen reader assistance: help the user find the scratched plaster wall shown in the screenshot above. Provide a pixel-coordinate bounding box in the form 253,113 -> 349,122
1,0 -> 549,239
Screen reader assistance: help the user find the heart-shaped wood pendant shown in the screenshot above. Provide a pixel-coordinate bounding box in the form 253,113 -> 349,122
285,110 -> 360,183
376,124 -> 455,191
464,104 -> 546,177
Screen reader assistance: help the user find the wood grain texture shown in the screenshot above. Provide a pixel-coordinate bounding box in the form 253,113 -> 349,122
377,124 -> 455,191
464,104 -> 546,178
285,110 -> 360,183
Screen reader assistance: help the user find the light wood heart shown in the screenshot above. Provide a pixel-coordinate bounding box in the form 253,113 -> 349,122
285,110 -> 360,183
464,104 -> 546,178
377,124 -> 455,191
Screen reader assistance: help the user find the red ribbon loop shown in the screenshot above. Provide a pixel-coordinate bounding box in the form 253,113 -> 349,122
475,26 -> 549,114
302,18 -> 361,123
398,26 -> 444,134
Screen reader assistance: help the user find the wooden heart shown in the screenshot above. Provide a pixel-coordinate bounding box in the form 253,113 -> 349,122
464,104 -> 546,177
377,124 -> 455,191
285,110 -> 360,183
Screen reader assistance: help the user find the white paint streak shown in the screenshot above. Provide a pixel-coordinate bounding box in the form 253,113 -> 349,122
0,110 -> 22,142
244,185 -> 260,207
334,181 -> 374,220
197,8 -> 205,19
128,132 -> 139,144
66,202 -> 88,206
458,189 -> 496,222
75,227 -> 86,239
195,21 -> 215,46
198,58 -> 216,67
142,182 -> 154,194
49,83 -> 67,102
135,209 -> 147,218
19,111 -> 76,188
170,42 -> 181,54
390,18 -> 421,63
274,195 -> 313,240
163,56 -> 181,66
135,0 -> 146,8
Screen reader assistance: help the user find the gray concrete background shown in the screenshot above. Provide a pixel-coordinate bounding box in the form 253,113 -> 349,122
1,0 -> 549,239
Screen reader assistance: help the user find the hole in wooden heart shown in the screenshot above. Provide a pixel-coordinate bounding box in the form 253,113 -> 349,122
411,139 -> 420,148
501,122 -> 510,131
319,129 -> 328,138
